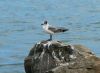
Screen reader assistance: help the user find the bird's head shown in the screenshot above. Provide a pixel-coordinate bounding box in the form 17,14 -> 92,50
41,20 -> 48,25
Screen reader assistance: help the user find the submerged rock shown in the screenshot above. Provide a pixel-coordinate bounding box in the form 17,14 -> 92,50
24,40 -> 100,73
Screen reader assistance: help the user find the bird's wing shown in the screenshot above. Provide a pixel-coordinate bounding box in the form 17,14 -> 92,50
48,26 -> 68,33
48,26 -> 58,32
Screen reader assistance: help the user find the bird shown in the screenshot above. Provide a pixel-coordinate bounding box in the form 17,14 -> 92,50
41,21 -> 68,41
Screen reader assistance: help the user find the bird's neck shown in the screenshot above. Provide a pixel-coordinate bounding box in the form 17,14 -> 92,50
43,24 -> 49,29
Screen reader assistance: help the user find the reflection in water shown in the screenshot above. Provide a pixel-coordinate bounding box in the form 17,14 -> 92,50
0,0 -> 100,73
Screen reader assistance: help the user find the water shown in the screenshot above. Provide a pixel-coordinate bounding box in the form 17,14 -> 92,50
0,0 -> 100,73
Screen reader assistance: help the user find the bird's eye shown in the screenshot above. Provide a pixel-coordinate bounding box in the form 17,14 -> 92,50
44,21 -> 47,24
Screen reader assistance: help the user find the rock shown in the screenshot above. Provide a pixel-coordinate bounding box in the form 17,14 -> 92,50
24,40 -> 100,73
73,44 -> 95,59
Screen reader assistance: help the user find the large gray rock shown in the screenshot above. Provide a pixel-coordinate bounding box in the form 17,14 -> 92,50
24,40 -> 100,73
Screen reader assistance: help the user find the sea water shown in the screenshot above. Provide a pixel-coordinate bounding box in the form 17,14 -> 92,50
0,0 -> 100,73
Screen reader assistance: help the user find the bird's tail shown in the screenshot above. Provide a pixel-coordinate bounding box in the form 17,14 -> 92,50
62,28 -> 68,32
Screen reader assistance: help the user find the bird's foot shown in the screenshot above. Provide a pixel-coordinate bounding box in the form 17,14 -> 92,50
47,39 -> 52,41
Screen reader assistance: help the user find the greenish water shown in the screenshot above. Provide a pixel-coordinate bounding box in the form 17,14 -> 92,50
0,0 -> 100,73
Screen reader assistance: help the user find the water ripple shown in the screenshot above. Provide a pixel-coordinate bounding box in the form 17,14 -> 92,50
0,63 -> 23,67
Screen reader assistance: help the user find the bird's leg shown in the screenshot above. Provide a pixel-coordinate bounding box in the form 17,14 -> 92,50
50,34 -> 52,40
47,34 -> 52,41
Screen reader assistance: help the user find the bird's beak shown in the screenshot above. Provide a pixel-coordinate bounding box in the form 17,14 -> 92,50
41,24 -> 44,25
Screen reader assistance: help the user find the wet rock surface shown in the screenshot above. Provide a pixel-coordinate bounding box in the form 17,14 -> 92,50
24,40 -> 100,73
